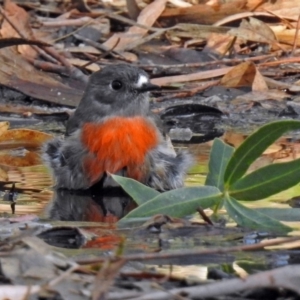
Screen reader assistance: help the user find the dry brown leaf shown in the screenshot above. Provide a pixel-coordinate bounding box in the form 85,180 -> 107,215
269,6 -> 300,21
126,0 -> 140,20
67,58 -> 100,72
161,0 -> 300,24
223,131 -> 246,149
170,23 -> 230,40
252,68 -> 268,92
220,61 -> 255,88
0,122 -> 9,136
161,0 -> 251,24
0,151 -> 42,167
1,0 -> 37,59
0,48 -> 83,106
214,12 -> 275,27
263,144 -> 283,155
65,46 -> 101,54
220,61 -> 268,91
7,165 -> 52,190
152,67 -> 231,86
0,129 -> 52,148
0,166 -> 8,181
267,240 -> 300,250
204,33 -> 239,55
273,27 -> 300,47
227,18 -> 281,50
103,0 -> 167,51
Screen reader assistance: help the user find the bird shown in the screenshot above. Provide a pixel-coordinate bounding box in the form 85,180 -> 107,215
43,64 -> 192,191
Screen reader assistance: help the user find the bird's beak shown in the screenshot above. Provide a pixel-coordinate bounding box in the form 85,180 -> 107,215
139,82 -> 161,93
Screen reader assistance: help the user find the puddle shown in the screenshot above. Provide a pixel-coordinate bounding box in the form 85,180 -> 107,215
1,125 -> 300,224
1,114 -> 300,279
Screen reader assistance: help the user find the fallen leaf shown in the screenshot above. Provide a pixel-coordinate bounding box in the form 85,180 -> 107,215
0,48 -> 83,106
220,61 -> 268,91
0,166 -> 8,181
0,151 -> 42,167
204,33 -> 240,55
230,18 -> 277,43
273,27 -> 300,47
103,0 -> 167,51
161,0 -> 250,24
252,68 -> 268,92
1,0 -> 37,58
0,122 -> 9,136
0,129 -> 52,148
151,67 -> 231,85
161,0 -> 300,24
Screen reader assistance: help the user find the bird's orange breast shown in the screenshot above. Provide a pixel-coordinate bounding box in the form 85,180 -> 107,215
81,117 -> 159,182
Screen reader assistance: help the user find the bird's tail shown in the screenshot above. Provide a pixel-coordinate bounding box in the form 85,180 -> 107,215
147,147 -> 193,191
42,138 -> 64,170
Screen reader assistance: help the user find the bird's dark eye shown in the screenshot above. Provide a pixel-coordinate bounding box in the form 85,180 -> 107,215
111,80 -> 123,90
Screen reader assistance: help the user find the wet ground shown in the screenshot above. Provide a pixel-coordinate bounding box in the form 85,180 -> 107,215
1,86 -> 300,299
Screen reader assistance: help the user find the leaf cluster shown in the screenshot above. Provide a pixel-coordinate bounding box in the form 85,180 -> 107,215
114,120 -> 300,233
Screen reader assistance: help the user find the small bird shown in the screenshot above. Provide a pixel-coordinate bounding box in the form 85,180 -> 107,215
43,64 -> 192,191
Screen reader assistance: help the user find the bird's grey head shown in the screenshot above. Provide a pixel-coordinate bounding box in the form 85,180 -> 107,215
83,64 -> 159,115
66,64 -> 160,136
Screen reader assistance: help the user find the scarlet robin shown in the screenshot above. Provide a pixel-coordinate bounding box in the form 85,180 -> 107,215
43,64 -> 192,191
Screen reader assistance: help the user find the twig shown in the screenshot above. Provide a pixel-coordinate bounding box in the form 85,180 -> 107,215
47,264 -> 78,288
81,38 -> 121,69
155,80 -> 219,102
259,56 -> 300,67
42,16 -> 92,28
104,11 -> 164,33
51,16 -> 98,43
140,52 -> 282,71
73,34 -> 130,62
197,207 -> 214,225
27,57 -> 71,75
77,236 -> 300,265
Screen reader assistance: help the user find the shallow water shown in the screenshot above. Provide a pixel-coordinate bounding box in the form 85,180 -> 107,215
1,126 -> 300,225
1,120 -> 300,279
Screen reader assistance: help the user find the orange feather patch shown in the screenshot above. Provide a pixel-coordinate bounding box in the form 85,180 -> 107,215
81,117 -> 159,182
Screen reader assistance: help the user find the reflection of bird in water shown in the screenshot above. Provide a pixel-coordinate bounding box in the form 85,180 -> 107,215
43,64 -> 192,192
46,187 -> 136,222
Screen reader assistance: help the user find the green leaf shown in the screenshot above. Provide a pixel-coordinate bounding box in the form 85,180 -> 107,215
224,120 -> 300,187
229,158 -> 300,200
224,196 -> 291,233
205,138 -> 234,191
111,174 -> 159,205
120,186 -> 222,219
256,208 -> 300,222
